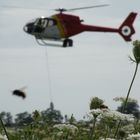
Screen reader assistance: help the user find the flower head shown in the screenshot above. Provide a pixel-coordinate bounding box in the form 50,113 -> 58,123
101,110 -> 134,122
132,40 -> 140,64
54,123 -> 78,135
100,138 -> 116,140
0,134 -> 8,140
127,133 -> 140,139
90,108 -> 108,118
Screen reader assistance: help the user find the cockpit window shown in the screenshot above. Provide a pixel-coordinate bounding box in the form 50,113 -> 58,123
45,18 -> 57,26
34,17 -> 57,28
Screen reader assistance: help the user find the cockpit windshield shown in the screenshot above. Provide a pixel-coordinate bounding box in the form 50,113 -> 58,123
34,17 -> 57,28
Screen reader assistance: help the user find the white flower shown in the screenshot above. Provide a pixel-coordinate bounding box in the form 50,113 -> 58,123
0,134 -> 8,140
101,110 -> 134,122
122,124 -> 134,133
100,138 -> 116,140
127,133 -> 140,140
81,128 -> 90,132
90,109 -> 103,115
54,124 -> 78,134
56,131 -> 63,137
90,109 -> 108,117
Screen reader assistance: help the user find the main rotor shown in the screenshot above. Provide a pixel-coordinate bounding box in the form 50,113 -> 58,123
55,4 -> 109,13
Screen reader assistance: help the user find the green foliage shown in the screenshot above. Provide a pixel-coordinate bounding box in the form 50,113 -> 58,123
41,102 -> 63,124
114,40 -> 140,138
0,98 -> 139,140
90,97 -> 104,109
114,97 -> 137,103
32,110 -> 41,122
0,112 -> 13,127
117,100 -> 140,118
15,112 -> 33,126
114,97 -> 140,119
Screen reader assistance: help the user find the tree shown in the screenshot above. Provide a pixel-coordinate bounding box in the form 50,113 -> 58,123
15,111 -> 33,126
41,102 -> 63,124
115,97 -> 140,118
0,112 -> 6,122
5,112 -> 13,127
0,112 -> 13,126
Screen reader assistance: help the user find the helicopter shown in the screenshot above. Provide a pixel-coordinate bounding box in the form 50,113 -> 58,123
23,5 -> 137,47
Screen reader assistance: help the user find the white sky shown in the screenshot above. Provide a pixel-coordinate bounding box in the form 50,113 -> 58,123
0,0 -> 140,119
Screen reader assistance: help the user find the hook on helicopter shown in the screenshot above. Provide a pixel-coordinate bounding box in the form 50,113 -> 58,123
23,4 -> 137,47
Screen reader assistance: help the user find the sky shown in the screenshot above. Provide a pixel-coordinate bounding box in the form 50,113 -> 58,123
0,0 -> 140,119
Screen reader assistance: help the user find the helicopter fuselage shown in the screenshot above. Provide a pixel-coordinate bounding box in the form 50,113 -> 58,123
23,12 -> 137,47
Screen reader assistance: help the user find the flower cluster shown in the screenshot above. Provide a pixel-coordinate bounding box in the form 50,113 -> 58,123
100,138 -> 116,140
90,108 -> 106,117
53,123 -> 78,135
101,110 -> 134,122
127,133 -> 140,140
89,109 -> 134,122
0,134 -> 8,140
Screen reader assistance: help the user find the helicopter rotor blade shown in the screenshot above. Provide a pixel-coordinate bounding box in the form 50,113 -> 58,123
2,4 -> 109,13
66,4 -> 109,12
1,5 -> 49,11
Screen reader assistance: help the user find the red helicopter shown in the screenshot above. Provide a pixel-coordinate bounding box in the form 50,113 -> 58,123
23,5 -> 137,47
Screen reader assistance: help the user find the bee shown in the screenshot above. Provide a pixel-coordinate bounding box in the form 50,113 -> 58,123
12,86 -> 27,99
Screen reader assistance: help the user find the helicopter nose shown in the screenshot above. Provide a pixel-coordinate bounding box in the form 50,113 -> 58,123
23,23 -> 34,34
23,25 -> 28,33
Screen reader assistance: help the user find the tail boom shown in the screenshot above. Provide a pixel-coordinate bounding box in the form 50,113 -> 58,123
81,12 -> 137,42
81,24 -> 118,33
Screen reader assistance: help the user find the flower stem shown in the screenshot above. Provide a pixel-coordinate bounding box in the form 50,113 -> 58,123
114,63 -> 139,138
0,116 -> 10,140
122,63 -> 138,112
90,116 -> 97,140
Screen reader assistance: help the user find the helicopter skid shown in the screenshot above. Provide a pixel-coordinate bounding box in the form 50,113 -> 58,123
35,37 -> 73,47
35,38 -> 64,47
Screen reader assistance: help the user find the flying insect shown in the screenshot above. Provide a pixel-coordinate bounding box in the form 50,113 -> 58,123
12,86 -> 27,99
23,5 -> 137,47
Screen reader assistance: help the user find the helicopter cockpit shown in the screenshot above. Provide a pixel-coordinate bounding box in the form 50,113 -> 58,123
33,17 -> 57,33
23,17 -> 57,34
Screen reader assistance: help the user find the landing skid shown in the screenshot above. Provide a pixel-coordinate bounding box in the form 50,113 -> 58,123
35,38 -> 63,47
35,37 -> 73,47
